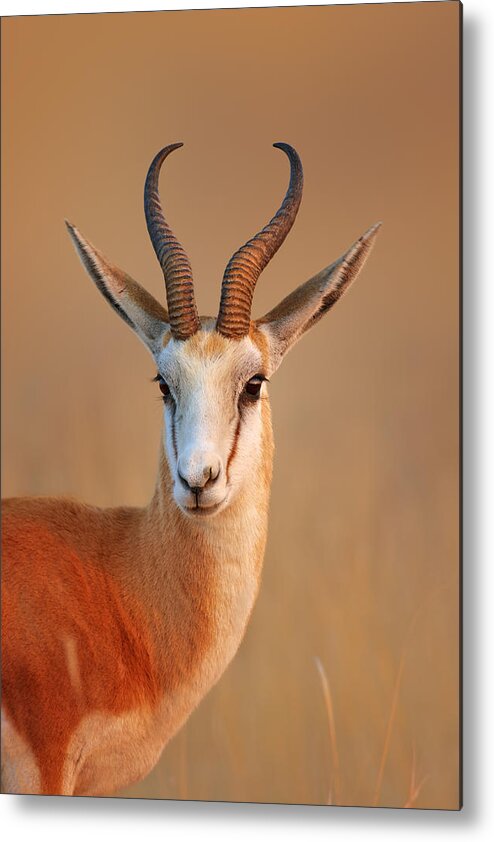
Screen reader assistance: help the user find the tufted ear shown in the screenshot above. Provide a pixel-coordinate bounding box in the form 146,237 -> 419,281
256,223 -> 381,372
66,221 -> 169,353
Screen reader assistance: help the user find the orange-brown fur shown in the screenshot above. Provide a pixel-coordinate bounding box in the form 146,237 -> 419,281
2,408 -> 272,795
2,505 -> 161,793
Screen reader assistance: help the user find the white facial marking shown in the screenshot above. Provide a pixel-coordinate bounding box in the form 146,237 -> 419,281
154,323 -> 267,518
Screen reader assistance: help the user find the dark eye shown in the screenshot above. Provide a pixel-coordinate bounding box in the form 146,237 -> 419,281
153,373 -> 173,401
244,375 -> 265,399
159,381 -> 170,398
154,377 -> 170,399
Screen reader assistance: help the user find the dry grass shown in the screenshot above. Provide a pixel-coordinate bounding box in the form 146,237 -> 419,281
314,656 -> 341,805
314,654 -> 429,810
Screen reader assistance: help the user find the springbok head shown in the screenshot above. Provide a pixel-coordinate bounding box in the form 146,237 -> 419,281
67,144 -> 380,518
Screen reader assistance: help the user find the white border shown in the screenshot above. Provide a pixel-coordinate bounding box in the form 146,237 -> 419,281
0,0 -> 448,18
2,0 -> 493,840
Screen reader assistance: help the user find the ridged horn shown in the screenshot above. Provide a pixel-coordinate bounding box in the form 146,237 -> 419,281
144,143 -> 200,340
216,143 -> 303,339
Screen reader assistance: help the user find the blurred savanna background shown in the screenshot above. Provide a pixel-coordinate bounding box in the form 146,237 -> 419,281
1,1 -> 460,809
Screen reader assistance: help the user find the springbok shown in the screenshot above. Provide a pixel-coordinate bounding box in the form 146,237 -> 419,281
2,143 -> 380,797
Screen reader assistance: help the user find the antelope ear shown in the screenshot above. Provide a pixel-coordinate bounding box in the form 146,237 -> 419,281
66,221 -> 169,352
256,223 -> 381,371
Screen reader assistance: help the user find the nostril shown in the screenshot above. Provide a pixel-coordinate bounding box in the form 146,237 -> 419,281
178,472 -> 201,498
177,468 -> 191,490
205,464 -> 221,487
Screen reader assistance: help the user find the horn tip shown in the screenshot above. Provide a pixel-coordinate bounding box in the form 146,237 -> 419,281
151,142 -> 185,167
273,141 -> 294,153
272,142 -> 302,172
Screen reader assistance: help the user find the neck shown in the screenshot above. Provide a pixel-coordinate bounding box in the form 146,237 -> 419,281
120,403 -> 274,697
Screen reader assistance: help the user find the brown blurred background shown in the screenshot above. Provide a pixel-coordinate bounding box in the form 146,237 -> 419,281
1,2 -> 460,809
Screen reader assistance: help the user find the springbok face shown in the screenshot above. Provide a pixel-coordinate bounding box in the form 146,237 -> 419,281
67,143 -> 380,517
154,325 -> 268,515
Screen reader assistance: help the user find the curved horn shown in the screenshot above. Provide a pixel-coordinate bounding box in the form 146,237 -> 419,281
216,143 -> 303,339
144,143 -> 200,340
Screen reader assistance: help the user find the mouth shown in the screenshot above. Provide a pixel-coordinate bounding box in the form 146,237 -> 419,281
180,497 -> 228,518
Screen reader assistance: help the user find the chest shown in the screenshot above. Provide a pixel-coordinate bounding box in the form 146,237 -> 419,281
68,558 -> 261,795
70,501 -> 267,795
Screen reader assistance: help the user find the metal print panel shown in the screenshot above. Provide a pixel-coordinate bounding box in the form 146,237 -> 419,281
1,1 -> 461,809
